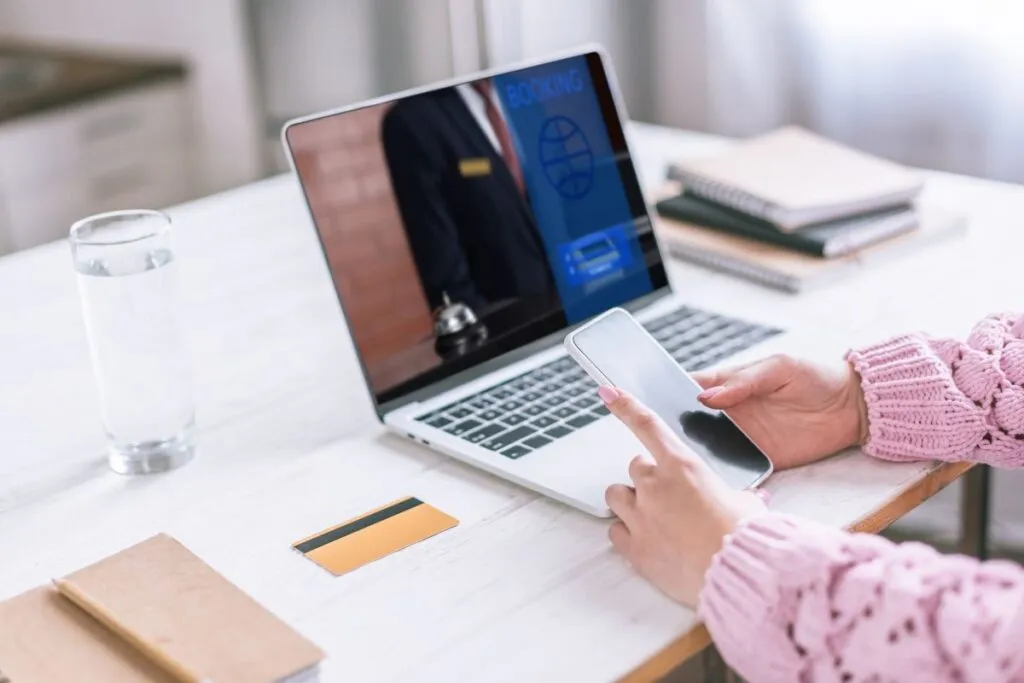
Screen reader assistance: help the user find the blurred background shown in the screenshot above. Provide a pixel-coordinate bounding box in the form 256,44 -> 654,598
1,0 -> 1021,560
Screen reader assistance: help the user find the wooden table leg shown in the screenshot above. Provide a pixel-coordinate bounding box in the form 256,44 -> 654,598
960,464 -> 991,560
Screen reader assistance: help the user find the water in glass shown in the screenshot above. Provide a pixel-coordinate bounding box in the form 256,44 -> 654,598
72,211 -> 195,474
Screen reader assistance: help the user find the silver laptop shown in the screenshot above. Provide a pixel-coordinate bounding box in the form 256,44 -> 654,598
283,47 -> 791,516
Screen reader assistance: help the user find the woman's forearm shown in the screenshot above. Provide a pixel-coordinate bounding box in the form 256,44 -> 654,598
700,514 -> 1024,683
847,313 -> 1024,467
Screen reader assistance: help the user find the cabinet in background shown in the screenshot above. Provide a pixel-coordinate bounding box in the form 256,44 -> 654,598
0,44 -> 196,254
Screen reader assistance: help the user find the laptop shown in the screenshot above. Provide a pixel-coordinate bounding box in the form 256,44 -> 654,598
283,46 -> 792,516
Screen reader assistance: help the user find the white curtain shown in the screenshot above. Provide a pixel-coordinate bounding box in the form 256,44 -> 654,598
707,0 -> 1024,182
486,0 -> 1024,183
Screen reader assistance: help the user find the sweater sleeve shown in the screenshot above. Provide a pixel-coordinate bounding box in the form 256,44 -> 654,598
846,313 -> 1024,467
700,514 -> 1024,683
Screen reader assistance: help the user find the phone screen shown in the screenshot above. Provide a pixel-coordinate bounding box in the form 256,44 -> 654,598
570,309 -> 771,489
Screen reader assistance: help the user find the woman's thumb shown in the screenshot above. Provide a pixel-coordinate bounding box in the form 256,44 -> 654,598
697,356 -> 792,408
697,382 -> 748,408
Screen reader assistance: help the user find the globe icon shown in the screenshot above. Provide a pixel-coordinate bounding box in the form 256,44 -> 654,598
538,115 -> 594,200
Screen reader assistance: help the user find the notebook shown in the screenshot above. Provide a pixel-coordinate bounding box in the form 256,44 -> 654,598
0,534 -> 325,683
654,208 -> 967,293
656,191 -> 919,258
0,586 -> 174,683
667,126 -> 925,231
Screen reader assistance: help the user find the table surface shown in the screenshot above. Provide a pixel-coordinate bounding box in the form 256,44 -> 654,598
2,122 -> 1021,683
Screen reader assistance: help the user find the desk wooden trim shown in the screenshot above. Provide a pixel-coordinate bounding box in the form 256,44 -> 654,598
617,461 -> 974,683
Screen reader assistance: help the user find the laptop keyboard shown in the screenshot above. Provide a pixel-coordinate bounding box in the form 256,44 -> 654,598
415,306 -> 781,460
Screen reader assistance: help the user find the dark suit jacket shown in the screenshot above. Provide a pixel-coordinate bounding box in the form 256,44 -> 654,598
381,89 -> 553,312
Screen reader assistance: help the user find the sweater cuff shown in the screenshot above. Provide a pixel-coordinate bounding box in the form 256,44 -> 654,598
846,335 -> 981,462
698,515 -> 819,682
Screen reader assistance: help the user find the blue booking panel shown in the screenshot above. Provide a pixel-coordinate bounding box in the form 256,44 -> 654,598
558,223 -> 634,286
494,55 -> 653,323
538,115 -> 594,200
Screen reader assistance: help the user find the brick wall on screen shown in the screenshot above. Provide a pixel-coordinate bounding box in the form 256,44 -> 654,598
289,105 -> 434,366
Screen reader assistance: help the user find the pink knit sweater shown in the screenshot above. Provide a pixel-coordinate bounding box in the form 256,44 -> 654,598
700,313 -> 1024,683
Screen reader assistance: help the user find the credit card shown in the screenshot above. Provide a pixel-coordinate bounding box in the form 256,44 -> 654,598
292,497 -> 458,576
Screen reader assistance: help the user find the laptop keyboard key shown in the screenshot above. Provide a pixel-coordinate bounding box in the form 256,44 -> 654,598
551,358 -> 575,372
501,445 -> 531,459
531,415 -> 557,429
447,419 -> 481,436
543,396 -> 564,407
545,425 -> 573,439
567,414 -> 597,429
552,406 -> 577,420
563,385 -> 587,397
592,404 -> 610,416
426,416 -> 452,429
521,391 -> 542,403
466,423 -> 506,443
492,388 -> 514,400
503,414 -> 527,426
478,409 -> 502,421
468,398 -> 493,410
448,407 -> 473,419
482,426 -> 536,451
499,400 -> 523,411
523,404 -> 545,416
523,435 -> 552,449
573,396 -> 598,409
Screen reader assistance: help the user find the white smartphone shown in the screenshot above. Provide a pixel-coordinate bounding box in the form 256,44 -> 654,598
564,307 -> 773,490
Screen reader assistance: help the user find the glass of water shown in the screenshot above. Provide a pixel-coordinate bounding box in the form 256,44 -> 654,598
70,210 -> 195,474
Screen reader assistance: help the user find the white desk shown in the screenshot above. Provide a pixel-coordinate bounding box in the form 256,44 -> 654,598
1,123 -> 1019,682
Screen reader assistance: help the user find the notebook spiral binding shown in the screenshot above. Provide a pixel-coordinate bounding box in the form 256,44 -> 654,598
665,243 -> 797,293
674,171 -> 781,225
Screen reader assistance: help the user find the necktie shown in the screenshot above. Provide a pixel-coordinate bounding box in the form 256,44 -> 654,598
471,80 -> 525,196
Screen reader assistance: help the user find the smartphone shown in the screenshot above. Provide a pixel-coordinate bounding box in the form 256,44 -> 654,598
564,307 -> 773,490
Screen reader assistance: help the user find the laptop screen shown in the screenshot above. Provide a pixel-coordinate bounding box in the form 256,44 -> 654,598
287,51 -> 668,405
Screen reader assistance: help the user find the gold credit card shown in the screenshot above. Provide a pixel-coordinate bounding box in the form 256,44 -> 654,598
458,157 -> 492,177
293,497 -> 458,576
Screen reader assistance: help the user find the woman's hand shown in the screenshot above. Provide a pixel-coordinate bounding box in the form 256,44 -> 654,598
600,386 -> 766,607
693,355 -> 869,470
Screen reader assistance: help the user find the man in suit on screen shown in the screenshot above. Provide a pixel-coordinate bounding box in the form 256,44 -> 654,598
381,78 -> 554,313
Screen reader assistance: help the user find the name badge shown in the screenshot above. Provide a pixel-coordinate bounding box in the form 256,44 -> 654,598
458,157 -> 492,177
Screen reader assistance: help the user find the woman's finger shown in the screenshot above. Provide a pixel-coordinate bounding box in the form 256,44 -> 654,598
691,368 -> 726,390
628,454 -> 656,486
599,387 -> 690,465
691,359 -> 758,391
699,355 -> 795,408
605,483 -> 638,524
608,521 -> 632,557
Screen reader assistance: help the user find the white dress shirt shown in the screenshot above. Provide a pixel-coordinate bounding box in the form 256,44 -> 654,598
455,82 -> 512,155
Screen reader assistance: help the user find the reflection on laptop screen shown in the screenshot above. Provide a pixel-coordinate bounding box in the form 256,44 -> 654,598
287,52 -> 668,404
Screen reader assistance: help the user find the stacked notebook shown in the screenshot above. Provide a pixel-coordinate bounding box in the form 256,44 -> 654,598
0,534 -> 325,683
655,126 -> 967,292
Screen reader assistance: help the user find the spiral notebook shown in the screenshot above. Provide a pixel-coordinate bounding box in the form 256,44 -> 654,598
667,127 -> 925,231
656,191 -> 919,258
654,208 -> 967,293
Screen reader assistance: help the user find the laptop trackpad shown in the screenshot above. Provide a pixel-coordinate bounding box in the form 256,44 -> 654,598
514,417 -> 639,516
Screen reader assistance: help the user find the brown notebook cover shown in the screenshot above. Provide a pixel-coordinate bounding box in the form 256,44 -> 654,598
0,534 -> 324,683
59,534 -> 324,682
0,586 -> 174,683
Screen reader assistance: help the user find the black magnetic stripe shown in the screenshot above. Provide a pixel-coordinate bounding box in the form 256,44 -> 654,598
295,497 -> 423,554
